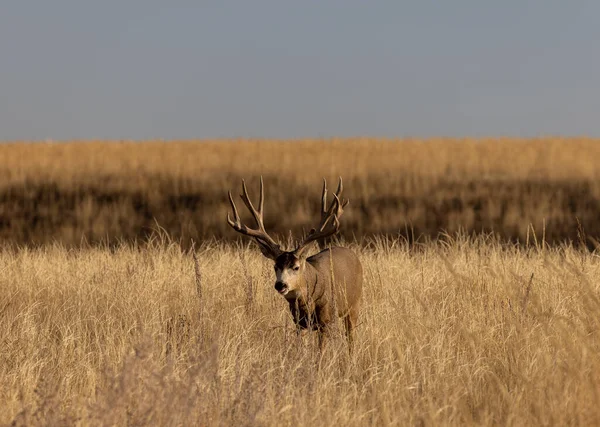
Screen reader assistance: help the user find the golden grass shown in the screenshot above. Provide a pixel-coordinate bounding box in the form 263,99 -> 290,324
2,235 -> 600,425
2,137 -> 600,184
1,137 -> 600,247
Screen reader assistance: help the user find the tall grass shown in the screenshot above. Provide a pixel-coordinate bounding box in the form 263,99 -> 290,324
2,235 -> 600,425
1,138 -> 600,246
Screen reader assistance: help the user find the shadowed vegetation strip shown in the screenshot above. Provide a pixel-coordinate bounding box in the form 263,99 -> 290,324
1,137 -> 600,247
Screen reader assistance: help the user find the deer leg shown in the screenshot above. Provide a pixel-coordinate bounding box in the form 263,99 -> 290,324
344,306 -> 359,354
315,304 -> 332,354
343,315 -> 353,352
317,327 -> 330,354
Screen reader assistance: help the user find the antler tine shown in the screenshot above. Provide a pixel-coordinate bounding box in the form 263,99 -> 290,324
330,192 -> 341,221
321,177 -> 348,224
321,178 -> 328,215
227,191 -> 241,228
240,179 -> 259,222
259,175 -> 265,216
335,176 -> 342,198
335,176 -> 349,210
226,178 -> 282,257
296,192 -> 341,253
240,178 -> 274,239
317,201 -> 340,233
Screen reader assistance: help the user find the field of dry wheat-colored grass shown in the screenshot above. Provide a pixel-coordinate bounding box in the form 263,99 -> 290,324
2,137 -> 600,247
2,234 -> 600,426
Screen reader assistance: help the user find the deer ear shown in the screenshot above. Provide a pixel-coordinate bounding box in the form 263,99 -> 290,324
256,240 -> 279,260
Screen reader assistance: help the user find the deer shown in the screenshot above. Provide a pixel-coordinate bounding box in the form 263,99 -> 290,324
226,177 -> 363,353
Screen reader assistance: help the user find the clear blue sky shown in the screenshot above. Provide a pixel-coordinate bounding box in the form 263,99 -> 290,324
1,1 -> 598,140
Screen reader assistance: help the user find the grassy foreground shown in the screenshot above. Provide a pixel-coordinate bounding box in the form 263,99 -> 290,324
2,138 -> 600,246
2,235 -> 600,425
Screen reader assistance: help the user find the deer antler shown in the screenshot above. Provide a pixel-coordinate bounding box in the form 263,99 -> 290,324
295,190 -> 342,255
315,177 -> 349,250
227,177 -> 283,259
320,177 -> 349,224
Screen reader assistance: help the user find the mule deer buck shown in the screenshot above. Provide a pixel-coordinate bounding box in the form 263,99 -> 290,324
227,177 -> 362,352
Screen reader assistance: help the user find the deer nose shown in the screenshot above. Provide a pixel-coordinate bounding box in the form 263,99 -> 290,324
275,281 -> 288,293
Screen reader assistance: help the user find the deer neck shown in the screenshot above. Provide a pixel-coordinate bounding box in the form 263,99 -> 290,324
281,262 -> 315,303
301,263 -> 326,305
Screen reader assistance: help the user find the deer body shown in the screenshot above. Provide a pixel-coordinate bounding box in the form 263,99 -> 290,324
226,177 -> 362,352
277,247 -> 362,349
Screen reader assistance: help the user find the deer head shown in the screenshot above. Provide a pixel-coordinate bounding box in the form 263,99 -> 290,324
226,177 -> 347,298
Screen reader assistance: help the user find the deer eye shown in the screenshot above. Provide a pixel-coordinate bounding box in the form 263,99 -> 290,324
293,265 -> 300,271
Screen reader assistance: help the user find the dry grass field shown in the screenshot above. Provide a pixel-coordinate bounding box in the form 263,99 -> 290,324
2,138 -> 600,425
2,235 -> 600,425
1,137 -> 600,247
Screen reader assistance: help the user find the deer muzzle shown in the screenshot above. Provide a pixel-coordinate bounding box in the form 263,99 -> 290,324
275,281 -> 289,295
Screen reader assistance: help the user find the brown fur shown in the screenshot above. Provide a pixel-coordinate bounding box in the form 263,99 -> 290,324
277,246 -> 363,352
226,177 -> 362,352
